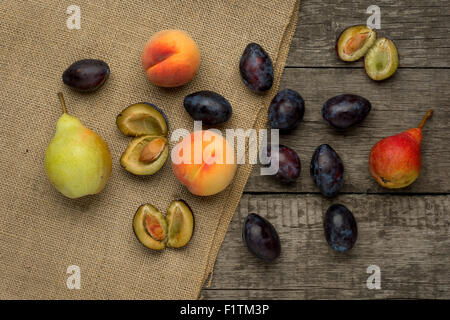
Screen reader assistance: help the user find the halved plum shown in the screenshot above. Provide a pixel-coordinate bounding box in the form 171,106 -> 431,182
116,103 -> 168,137
120,136 -> 169,175
364,37 -> 399,81
133,204 -> 167,250
133,200 -> 194,251
117,102 -> 169,175
166,200 -> 195,248
336,25 -> 377,62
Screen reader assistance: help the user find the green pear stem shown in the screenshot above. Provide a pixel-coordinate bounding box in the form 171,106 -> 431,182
418,109 -> 433,129
58,92 -> 68,114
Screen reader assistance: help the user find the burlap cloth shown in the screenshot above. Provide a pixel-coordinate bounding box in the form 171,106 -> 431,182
0,0 -> 300,299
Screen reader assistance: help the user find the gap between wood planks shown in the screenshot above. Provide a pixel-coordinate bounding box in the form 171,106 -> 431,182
203,194 -> 449,299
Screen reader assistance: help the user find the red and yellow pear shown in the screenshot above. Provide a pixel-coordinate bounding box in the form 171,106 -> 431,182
369,110 -> 432,188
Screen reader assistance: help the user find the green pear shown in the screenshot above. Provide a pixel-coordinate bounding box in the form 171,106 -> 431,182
45,93 -> 112,199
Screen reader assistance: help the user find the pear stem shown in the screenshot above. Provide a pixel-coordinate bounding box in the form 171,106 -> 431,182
58,92 -> 68,114
418,109 -> 433,129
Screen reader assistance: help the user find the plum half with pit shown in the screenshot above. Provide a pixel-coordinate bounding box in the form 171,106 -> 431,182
365,37 -> 399,81
336,25 -> 377,62
120,136 -> 168,175
133,204 -> 167,250
133,200 -> 194,250
242,213 -> 281,262
117,103 -> 169,175
268,89 -> 305,132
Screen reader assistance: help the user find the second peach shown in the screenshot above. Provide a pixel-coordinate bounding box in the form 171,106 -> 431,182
142,30 -> 201,87
172,131 -> 237,196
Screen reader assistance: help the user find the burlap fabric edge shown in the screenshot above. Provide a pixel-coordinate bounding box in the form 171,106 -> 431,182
199,0 -> 301,299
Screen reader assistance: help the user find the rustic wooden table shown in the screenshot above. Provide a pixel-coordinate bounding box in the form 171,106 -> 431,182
202,0 -> 450,299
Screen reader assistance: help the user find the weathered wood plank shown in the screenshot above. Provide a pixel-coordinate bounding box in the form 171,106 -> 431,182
287,0 -> 450,68
202,194 -> 450,299
202,0 -> 450,301
244,68 -> 450,193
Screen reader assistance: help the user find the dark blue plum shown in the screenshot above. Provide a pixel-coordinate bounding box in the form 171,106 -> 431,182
184,91 -> 232,125
324,204 -> 357,252
310,144 -> 344,197
266,144 -> 301,183
63,59 -> 110,92
239,43 -> 274,93
242,213 -> 281,262
322,94 -> 371,129
268,89 -> 305,132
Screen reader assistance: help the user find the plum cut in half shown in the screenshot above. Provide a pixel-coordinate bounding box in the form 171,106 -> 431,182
336,25 -> 377,62
116,103 -> 168,137
165,200 -> 195,248
133,204 -> 168,250
133,200 -> 194,251
364,37 -> 399,81
120,136 -> 168,175
117,102 -> 169,175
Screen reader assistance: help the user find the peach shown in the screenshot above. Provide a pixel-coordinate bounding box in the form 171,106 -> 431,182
172,130 -> 237,196
142,30 -> 201,87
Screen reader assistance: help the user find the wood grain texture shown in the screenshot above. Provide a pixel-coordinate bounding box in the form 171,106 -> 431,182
202,0 -> 450,300
288,0 -> 450,68
202,194 -> 450,299
244,68 -> 450,194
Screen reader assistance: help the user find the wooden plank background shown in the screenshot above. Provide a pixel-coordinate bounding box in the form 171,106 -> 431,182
202,0 -> 450,299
